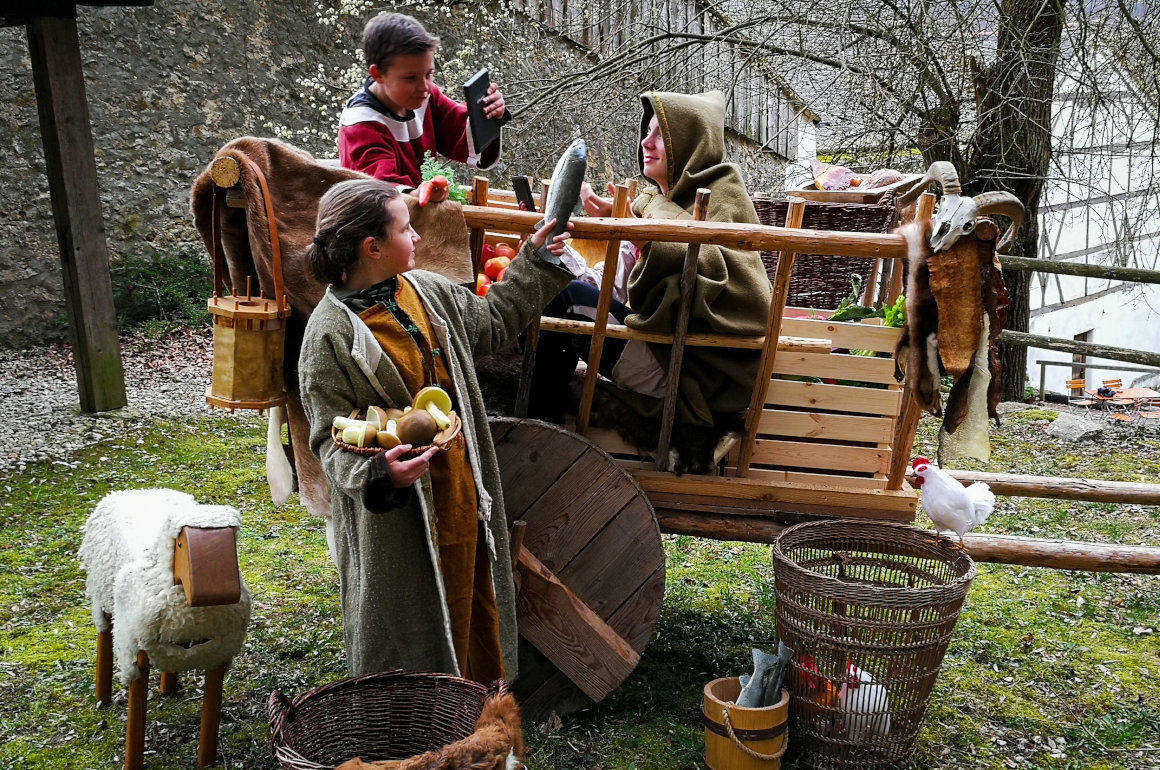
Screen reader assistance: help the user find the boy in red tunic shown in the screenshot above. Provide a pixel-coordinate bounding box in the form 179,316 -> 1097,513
338,12 -> 508,202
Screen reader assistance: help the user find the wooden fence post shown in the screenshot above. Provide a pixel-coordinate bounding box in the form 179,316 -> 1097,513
735,197 -> 806,476
655,189 -> 711,469
26,13 -> 126,413
886,192 -> 936,490
577,184 -> 630,434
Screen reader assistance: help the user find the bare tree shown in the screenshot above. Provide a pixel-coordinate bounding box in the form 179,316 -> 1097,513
506,0 -> 1158,398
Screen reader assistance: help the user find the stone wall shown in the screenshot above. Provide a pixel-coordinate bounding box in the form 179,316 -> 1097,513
0,1 -> 787,346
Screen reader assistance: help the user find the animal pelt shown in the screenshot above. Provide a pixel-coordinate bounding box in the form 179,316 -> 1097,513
190,137 -> 473,519
894,217 -> 1010,433
939,219 -> 1007,434
337,693 -> 525,770
893,219 -> 944,416
583,380 -> 744,475
78,489 -> 251,684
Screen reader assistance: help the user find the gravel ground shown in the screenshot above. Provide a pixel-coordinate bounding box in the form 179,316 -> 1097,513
0,327 -> 248,476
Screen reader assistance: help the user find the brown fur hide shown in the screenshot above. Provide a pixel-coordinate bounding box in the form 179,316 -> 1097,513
894,219 -> 943,416
894,217 -> 1008,436
336,693 -> 524,770
190,137 -> 475,517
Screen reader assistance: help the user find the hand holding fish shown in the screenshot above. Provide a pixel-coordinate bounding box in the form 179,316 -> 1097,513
530,218 -> 574,258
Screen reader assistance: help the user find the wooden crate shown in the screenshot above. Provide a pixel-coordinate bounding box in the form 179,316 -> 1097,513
586,314 -> 917,523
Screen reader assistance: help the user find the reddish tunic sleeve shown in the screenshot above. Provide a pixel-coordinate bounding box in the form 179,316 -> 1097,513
427,84 -> 472,164
338,122 -> 415,186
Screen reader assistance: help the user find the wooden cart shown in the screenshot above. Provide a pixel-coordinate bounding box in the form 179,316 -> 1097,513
460,178 -> 938,715
468,178 -> 926,521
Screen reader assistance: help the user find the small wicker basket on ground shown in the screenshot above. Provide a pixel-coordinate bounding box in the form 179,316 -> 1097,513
772,521 -> 975,769
268,671 -> 500,769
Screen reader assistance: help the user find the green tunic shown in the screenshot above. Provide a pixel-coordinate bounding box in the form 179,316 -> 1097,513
626,90 -> 773,425
298,240 -> 573,678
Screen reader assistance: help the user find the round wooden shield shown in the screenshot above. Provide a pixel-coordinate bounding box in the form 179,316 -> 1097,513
489,417 -> 665,718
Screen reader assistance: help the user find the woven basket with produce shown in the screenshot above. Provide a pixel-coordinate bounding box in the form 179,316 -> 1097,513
332,386 -> 461,457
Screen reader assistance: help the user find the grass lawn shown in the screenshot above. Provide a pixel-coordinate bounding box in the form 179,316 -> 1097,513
1,409 -> 1157,768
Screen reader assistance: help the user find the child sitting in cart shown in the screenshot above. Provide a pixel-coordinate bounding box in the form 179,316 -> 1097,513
338,12 -> 508,200
537,91 -> 772,472
298,178 -> 572,682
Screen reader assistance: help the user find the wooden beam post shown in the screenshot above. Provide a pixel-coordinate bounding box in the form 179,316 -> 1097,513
906,468 -> 1160,505
656,189 -> 711,469
654,511 -> 1160,574
468,176 -> 490,278
885,192 -> 936,490
460,205 -> 910,260
577,184 -> 630,434
998,329 -> 1160,369
736,197 -> 806,476
1000,254 -> 1160,285
198,665 -> 227,768
515,545 -> 640,702
26,13 -> 126,413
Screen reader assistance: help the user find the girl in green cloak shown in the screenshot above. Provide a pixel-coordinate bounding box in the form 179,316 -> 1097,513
560,91 -> 773,473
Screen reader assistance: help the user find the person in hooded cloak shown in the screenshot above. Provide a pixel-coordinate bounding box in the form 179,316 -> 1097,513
536,91 -> 772,471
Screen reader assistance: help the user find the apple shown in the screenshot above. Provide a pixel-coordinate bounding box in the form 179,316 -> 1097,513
484,256 -> 511,281
475,273 -> 491,296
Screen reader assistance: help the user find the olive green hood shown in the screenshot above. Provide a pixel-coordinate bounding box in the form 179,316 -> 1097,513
625,90 -> 771,426
635,90 -> 758,225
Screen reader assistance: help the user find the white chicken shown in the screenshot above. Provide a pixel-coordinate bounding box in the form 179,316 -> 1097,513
911,456 -> 994,543
839,663 -> 892,743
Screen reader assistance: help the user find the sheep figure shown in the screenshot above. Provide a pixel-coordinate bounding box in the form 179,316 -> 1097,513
79,488 -> 251,769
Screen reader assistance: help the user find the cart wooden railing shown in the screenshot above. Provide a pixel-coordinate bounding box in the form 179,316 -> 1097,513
464,178 -> 932,525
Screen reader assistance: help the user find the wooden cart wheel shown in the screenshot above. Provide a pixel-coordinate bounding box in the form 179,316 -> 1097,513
489,417 -> 665,719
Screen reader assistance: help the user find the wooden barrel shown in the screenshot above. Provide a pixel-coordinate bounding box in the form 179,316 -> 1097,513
702,678 -> 788,770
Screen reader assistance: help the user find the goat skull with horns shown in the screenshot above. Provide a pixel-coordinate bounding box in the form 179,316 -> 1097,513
898,161 -> 1027,253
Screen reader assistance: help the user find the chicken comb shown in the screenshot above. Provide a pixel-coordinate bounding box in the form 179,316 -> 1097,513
912,456 -> 932,469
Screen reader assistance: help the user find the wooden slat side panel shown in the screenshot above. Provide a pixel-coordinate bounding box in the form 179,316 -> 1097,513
770,351 -> 897,384
785,470 -> 888,489
644,490 -> 916,521
632,469 -> 918,512
780,317 -> 902,352
735,466 -> 889,490
751,438 -> 890,473
765,379 -> 903,416
757,409 -> 894,443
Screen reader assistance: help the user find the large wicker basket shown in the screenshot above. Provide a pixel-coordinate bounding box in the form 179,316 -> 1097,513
753,198 -> 899,311
268,672 -> 502,769
772,521 -> 975,769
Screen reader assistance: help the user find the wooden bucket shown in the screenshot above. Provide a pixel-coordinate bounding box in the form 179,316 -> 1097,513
702,678 -> 788,770
205,155 -> 290,411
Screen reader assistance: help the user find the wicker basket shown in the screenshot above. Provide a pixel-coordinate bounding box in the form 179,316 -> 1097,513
268,672 -> 502,769
772,521 -> 975,769
753,198 -> 899,311
331,409 -> 462,457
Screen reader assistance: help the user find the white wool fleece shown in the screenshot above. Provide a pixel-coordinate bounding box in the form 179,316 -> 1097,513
79,489 -> 252,683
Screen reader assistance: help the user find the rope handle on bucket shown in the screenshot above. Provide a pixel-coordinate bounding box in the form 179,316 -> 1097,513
209,153 -> 289,316
721,703 -> 787,762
